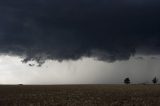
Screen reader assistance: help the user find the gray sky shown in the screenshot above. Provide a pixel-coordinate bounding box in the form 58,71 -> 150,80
0,0 -> 160,84
0,55 -> 159,84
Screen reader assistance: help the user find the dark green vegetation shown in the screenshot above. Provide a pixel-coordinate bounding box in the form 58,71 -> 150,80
0,85 -> 160,106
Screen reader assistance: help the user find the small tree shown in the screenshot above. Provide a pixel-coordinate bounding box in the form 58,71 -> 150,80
152,77 -> 158,84
124,77 -> 130,84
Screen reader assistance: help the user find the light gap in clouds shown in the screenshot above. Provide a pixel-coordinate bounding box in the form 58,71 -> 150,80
0,55 -> 159,84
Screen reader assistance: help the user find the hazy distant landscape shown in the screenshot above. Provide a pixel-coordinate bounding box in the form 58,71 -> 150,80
0,85 -> 160,106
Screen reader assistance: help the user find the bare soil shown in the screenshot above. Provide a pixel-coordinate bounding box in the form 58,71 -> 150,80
0,85 -> 159,106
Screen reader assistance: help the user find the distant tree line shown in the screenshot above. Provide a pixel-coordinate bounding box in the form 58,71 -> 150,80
124,77 -> 159,85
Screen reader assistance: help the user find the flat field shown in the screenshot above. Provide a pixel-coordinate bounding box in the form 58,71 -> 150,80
0,85 -> 160,106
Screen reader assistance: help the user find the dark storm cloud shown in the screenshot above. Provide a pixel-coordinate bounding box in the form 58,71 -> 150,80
0,0 -> 160,65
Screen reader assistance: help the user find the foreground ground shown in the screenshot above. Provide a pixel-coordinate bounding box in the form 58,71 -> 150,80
0,85 -> 160,106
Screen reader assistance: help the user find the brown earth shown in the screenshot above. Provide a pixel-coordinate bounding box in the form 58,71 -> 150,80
0,85 -> 159,106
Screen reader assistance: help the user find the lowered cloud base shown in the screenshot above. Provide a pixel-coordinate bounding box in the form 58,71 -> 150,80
0,0 -> 159,65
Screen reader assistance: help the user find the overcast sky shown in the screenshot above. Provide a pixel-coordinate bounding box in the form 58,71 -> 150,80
0,0 -> 160,84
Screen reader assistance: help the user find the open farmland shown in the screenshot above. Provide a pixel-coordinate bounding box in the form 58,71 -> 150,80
0,85 -> 160,106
